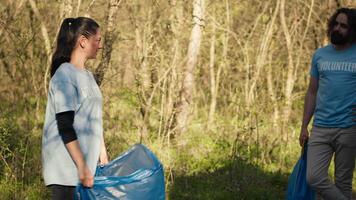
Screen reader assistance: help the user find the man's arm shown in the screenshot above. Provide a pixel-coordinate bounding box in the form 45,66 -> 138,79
299,76 -> 319,146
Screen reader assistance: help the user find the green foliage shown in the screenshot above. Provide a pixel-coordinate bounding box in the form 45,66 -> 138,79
0,107 -> 23,181
0,179 -> 49,200
0,100 -> 46,199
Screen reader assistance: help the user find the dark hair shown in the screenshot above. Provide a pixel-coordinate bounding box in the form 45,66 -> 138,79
50,17 -> 99,77
327,8 -> 356,43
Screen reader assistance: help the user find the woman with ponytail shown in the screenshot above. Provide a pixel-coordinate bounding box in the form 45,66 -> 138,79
42,17 -> 108,199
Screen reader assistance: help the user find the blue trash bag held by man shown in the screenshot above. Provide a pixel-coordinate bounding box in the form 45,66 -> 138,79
286,144 -> 315,200
75,144 -> 165,200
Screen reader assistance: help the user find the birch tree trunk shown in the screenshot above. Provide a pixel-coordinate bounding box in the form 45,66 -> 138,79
208,22 -> 216,126
76,0 -> 81,17
165,0 -> 183,137
133,3 -> 154,143
247,0 -> 279,106
242,3 -> 270,105
28,0 -> 52,94
94,0 -> 121,86
208,0 -> 230,127
135,10 -> 151,91
174,0 -> 204,136
266,54 -> 279,130
280,0 -> 296,140
51,0 -> 73,51
59,0 -> 73,18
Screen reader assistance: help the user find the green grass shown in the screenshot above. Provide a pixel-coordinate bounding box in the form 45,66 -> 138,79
169,158 -> 287,200
1,96 -> 355,200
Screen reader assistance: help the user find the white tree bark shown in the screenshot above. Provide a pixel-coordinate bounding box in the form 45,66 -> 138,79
76,0 -> 81,17
59,0 -> 73,18
266,54 -> 280,130
165,0 -> 183,137
175,0 -> 204,135
28,0 -> 52,93
208,22 -> 216,126
247,0 -> 279,106
279,0 -> 296,139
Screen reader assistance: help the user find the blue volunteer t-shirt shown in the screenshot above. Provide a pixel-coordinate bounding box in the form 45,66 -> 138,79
42,63 -> 103,186
310,44 -> 356,128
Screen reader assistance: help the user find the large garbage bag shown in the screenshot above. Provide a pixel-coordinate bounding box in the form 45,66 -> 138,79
286,144 -> 315,200
76,144 -> 165,200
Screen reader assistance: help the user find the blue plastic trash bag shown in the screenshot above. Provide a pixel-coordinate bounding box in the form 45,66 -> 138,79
76,144 -> 165,200
286,144 -> 315,200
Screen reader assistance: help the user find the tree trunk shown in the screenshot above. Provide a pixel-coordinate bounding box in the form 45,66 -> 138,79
174,0 -> 205,136
28,0 -> 52,94
165,0 -> 183,137
247,0 -> 279,107
279,0 -> 295,140
266,54 -> 279,130
59,0 -> 73,18
208,22 -> 216,127
135,15 -> 151,91
133,3 -> 154,143
242,2 -> 270,105
76,0 -> 81,17
94,0 -> 121,86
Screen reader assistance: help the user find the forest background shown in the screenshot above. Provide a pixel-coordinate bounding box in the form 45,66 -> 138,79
0,0 -> 355,199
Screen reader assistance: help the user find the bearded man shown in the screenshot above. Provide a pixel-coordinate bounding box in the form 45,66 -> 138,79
299,8 -> 356,200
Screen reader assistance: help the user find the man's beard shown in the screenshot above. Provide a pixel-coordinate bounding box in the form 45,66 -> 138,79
330,31 -> 350,45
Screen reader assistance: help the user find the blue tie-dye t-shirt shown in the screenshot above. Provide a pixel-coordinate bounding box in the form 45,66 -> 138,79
310,44 -> 356,128
42,63 -> 103,186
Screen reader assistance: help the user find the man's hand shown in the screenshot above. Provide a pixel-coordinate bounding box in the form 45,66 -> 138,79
299,128 -> 309,147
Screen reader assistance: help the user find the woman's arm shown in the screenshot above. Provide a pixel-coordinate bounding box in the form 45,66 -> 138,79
56,111 -> 93,187
65,140 -> 94,187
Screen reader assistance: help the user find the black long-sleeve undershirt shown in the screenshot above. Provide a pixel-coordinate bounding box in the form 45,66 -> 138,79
55,111 -> 77,144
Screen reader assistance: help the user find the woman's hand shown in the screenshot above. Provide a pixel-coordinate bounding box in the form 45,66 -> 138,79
78,164 -> 94,187
99,146 -> 109,165
99,135 -> 109,165
99,154 -> 109,165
